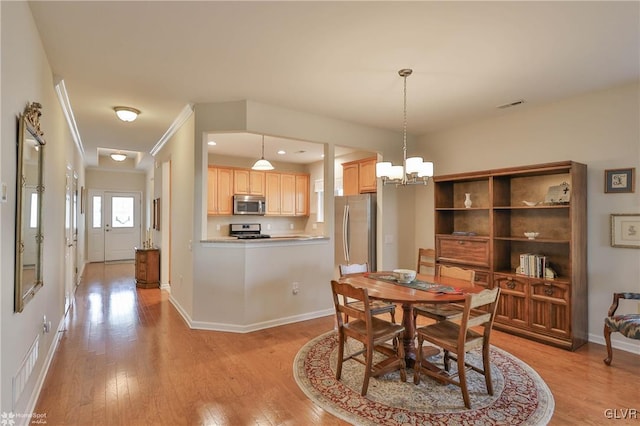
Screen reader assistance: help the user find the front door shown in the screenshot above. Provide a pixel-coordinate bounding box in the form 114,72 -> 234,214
88,190 -> 141,262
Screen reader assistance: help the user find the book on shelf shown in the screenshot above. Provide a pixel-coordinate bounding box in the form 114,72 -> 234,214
517,253 -> 547,278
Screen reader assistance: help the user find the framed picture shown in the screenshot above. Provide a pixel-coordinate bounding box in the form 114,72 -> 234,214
153,198 -> 161,231
605,168 -> 635,193
610,214 -> 640,248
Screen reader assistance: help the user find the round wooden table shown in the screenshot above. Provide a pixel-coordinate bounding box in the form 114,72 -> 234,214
339,272 -> 483,369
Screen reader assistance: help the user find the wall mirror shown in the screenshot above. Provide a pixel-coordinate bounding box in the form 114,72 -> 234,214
15,102 -> 46,312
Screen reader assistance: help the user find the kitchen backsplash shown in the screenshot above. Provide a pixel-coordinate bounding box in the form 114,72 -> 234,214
207,215 -> 324,239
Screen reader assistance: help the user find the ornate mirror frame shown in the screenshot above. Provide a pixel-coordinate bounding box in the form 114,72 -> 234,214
15,102 -> 46,312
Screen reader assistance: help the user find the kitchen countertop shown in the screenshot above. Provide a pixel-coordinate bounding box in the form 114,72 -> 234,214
202,235 -> 328,243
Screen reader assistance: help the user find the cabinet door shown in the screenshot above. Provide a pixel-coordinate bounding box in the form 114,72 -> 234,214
358,158 -> 377,193
494,274 -> 528,328
207,168 -> 218,215
342,163 -> 359,196
233,169 -> 250,194
250,171 -> 265,196
529,280 -> 571,338
295,174 -> 309,216
280,173 -> 296,215
217,168 -> 234,215
265,172 -> 281,215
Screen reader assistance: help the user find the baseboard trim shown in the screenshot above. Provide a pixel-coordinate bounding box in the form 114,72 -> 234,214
168,295 -> 333,333
19,316 -> 66,426
588,332 -> 640,355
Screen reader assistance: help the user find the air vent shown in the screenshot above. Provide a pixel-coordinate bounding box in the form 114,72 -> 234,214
497,99 -> 526,109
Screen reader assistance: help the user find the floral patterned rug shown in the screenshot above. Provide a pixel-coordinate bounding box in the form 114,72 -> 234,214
293,331 -> 554,425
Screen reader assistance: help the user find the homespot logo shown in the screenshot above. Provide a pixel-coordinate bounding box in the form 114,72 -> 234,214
604,408 -> 638,420
0,412 -> 47,425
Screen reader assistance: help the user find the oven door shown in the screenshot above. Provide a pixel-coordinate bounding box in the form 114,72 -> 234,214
233,195 -> 265,215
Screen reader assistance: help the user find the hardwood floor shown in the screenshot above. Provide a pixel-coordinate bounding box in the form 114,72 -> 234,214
35,263 -> 639,425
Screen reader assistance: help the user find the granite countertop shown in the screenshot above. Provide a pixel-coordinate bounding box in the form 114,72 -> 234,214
203,235 -> 327,243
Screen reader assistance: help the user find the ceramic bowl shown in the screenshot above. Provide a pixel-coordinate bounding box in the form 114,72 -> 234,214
393,269 -> 416,283
524,232 -> 540,240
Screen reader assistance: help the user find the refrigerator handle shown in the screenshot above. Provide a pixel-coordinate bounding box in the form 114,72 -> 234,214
343,204 -> 350,263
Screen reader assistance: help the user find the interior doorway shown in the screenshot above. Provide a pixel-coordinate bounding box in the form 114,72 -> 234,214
88,190 -> 141,262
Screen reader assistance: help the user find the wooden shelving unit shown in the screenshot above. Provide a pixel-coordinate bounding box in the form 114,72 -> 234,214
433,161 -> 587,350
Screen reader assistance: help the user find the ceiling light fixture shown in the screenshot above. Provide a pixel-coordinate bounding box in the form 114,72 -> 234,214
114,106 -> 140,122
252,135 -> 274,171
110,153 -> 127,162
376,69 -> 433,186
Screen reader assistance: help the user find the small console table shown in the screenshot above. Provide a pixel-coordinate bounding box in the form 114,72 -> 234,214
134,247 -> 160,289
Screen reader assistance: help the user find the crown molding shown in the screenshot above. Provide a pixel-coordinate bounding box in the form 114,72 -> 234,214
150,103 -> 194,156
54,78 -> 85,158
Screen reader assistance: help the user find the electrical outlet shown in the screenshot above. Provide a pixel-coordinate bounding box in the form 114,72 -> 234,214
267,223 -> 271,230
290,223 -> 294,230
312,223 -> 317,230
216,224 -> 221,231
292,282 -> 299,295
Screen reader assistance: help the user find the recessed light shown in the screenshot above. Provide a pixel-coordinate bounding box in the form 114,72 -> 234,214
208,141 -> 217,146
277,150 -> 286,155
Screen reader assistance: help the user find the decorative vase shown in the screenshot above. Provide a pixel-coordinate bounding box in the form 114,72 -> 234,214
464,193 -> 472,208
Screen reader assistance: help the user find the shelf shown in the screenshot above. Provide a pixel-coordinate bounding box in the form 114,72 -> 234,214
494,270 -> 571,284
435,207 -> 491,211
494,237 -> 570,244
493,205 -> 570,210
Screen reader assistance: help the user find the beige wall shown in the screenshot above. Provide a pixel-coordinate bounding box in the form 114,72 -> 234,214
414,82 -> 640,352
1,1 -> 84,415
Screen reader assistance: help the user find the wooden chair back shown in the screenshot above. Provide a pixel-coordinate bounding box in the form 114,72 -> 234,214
331,280 -> 371,329
338,262 -> 369,277
438,264 -> 475,284
417,248 -> 436,275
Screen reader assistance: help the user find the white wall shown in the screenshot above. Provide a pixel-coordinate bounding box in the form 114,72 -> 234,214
1,1 -> 84,416
415,82 -> 640,353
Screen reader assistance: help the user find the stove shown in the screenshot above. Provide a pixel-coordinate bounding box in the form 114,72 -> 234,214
229,223 -> 271,240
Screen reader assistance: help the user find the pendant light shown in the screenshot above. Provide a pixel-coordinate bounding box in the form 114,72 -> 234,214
376,69 -> 433,186
252,135 -> 274,171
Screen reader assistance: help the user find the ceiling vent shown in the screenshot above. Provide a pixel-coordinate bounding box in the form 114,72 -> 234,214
497,99 -> 526,109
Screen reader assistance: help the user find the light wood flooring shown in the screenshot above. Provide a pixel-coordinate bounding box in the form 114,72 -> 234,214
35,263 -> 639,425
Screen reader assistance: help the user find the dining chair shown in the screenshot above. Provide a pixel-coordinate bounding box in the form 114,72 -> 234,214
413,287 -> 501,409
603,292 -> 640,365
413,265 -> 476,325
339,263 -> 396,323
331,280 -> 407,396
416,248 -> 436,275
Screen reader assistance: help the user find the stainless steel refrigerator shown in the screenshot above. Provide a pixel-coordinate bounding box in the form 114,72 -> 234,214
335,194 -> 376,271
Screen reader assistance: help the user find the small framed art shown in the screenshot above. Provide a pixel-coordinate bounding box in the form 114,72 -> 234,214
610,213 -> 640,248
605,168 -> 635,193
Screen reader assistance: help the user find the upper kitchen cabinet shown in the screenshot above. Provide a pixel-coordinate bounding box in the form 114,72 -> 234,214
265,171 -> 310,217
342,156 -> 377,195
234,169 -> 265,196
208,167 -> 234,215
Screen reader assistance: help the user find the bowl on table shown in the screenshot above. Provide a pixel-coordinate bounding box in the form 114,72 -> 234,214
393,269 -> 416,283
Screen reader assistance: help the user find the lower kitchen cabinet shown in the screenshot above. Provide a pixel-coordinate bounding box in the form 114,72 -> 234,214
135,247 -> 160,289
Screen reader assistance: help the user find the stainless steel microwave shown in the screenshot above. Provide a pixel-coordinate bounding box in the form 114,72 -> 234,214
233,195 -> 266,215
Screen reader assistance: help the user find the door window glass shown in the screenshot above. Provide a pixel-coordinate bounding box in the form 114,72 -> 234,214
92,196 -> 102,228
112,196 -> 134,228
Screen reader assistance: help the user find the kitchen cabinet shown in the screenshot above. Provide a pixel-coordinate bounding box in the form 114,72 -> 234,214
135,247 -> 160,289
434,161 -> 587,350
207,167 -> 234,215
234,169 -> 265,196
295,174 -> 309,216
342,157 -> 377,195
264,171 -> 309,216
265,172 -> 281,215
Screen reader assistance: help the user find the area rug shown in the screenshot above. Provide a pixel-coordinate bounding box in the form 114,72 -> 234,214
293,331 -> 554,425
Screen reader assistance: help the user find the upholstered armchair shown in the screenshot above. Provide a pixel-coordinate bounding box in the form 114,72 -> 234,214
603,292 -> 640,365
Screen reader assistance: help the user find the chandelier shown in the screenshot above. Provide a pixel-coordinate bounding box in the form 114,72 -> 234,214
376,69 -> 433,186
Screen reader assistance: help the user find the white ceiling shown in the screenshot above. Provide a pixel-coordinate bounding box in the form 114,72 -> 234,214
28,1 -> 640,171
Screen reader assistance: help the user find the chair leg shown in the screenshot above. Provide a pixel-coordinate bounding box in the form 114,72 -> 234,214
603,324 -> 614,366
389,307 -> 396,324
443,349 -> 450,372
457,353 -> 471,409
361,341 -> 374,396
397,335 -> 407,382
336,332 -> 345,379
482,342 -> 493,395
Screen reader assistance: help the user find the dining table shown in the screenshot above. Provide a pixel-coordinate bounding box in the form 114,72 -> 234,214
338,271 -> 484,371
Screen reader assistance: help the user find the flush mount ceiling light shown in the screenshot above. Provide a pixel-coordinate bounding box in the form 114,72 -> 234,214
114,106 -> 140,122
110,153 -> 127,162
376,69 -> 433,186
252,135 -> 274,171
